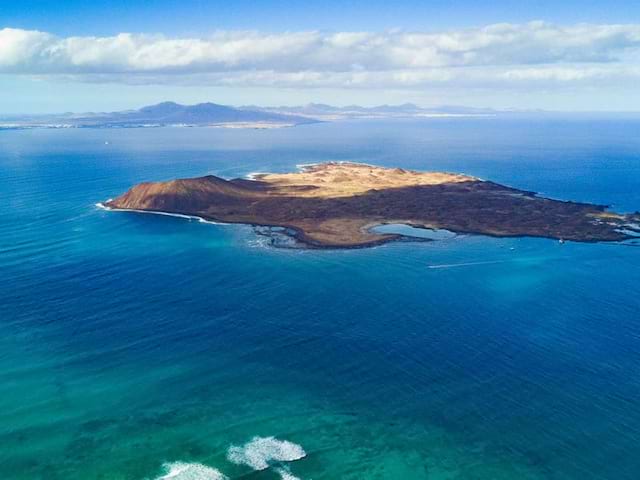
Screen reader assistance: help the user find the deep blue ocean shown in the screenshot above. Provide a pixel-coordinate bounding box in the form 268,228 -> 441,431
1,117 -> 640,480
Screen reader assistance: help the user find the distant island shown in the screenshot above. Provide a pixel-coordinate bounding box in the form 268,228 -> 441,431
241,103 -> 500,121
103,163 -> 640,248
0,102 -> 316,130
0,101 -> 502,130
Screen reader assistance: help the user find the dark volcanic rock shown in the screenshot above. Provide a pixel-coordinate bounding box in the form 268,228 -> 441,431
106,163 -> 640,248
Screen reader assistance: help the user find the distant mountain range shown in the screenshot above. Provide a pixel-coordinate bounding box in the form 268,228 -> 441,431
0,101 -> 506,130
0,102 -> 317,129
83,101 -> 318,126
241,102 -> 500,120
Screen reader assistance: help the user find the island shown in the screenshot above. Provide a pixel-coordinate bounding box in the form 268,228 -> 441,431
104,162 -> 640,248
1,102 -> 317,130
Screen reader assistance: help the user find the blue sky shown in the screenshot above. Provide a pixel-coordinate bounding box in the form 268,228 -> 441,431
2,0 -> 640,113
5,0 -> 640,35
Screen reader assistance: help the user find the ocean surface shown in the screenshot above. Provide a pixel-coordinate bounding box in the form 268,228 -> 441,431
1,117 -> 640,480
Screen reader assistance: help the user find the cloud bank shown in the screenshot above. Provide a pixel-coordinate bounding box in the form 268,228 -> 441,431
1,22 -> 640,89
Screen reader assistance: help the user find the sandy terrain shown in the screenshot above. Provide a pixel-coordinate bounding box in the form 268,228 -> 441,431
106,162 -> 640,248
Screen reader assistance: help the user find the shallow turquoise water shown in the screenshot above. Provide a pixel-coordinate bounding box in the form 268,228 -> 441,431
1,118 -> 640,479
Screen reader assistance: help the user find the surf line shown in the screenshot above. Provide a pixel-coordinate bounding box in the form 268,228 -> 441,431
96,202 -> 226,225
426,259 -> 510,269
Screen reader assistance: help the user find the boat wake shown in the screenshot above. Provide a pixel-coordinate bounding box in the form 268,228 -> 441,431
427,260 -> 510,269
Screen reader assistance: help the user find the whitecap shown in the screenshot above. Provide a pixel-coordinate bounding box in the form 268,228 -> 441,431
154,462 -> 227,480
197,217 -> 224,225
245,171 -> 268,180
97,204 -> 227,225
275,467 -> 302,480
295,161 -> 377,171
227,436 -> 306,471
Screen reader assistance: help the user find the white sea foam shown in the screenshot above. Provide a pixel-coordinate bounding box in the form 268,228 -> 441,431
295,161 -> 377,171
248,164 -> 334,177
96,202 -> 226,225
227,436 -> 306,471
154,462 -> 227,480
275,467 -> 302,480
617,228 -> 640,237
245,171 -> 268,180
295,163 -> 320,170
247,236 -> 272,249
196,217 -> 225,225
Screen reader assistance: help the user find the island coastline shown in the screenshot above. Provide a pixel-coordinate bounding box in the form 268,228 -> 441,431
102,162 -> 640,249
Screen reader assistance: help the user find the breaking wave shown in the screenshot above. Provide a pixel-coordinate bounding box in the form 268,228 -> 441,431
148,437 -> 305,480
275,467 -> 302,480
96,202 -> 225,225
227,436 -> 306,471
245,171 -> 268,180
154,462 -> 227,480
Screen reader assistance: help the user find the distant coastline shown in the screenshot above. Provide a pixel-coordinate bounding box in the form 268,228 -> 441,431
0,101 -> 508,131
1,122 -> 298,131
0,102 -> 316,130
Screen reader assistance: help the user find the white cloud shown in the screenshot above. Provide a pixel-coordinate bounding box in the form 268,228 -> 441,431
1,22 -> 640,90
0,28 -> 53,68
